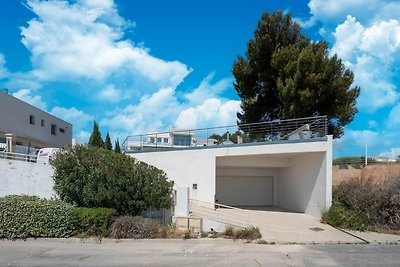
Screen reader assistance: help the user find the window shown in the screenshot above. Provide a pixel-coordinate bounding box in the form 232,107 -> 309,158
29,115 -> 35,125
59,128 -> 65,134
157,137 -> 162,143
173,135 -> 191,146
149,137 -> 155,143
51,124 -> 57,135
163,138 -> 169,143
41,119 -> 45,127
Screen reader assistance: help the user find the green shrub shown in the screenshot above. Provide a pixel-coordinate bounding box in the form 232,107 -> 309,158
234,226 -> 262,240
323,175 -> 400,231
0,195 -> 74,239
72,207 -> 117,237
51,145 -> 174,215
109,216 -> 166,239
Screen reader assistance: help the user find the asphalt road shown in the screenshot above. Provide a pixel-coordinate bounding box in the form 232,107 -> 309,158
0,239 -> 399,267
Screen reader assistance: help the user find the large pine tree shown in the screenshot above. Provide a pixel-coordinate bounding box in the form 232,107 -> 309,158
233,11 -> 360,138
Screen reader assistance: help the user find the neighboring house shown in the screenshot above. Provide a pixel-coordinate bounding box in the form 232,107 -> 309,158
371,156 -> 397,163
125,116 -> 332,226
0,90 -> 72,151
127,130 -> 219,151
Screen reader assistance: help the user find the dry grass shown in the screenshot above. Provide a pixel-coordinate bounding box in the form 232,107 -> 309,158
333,164 -> 400,186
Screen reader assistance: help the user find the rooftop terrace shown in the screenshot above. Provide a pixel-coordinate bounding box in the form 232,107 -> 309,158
123,116 -> 328,153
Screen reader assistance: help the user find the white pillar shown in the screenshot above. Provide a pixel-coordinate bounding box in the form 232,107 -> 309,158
5,133 -> 15,153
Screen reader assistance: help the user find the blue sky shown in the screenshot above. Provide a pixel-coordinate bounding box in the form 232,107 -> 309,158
0,0 -> 399,158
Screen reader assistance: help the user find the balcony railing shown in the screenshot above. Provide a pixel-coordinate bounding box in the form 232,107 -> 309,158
123,115 -> 328,153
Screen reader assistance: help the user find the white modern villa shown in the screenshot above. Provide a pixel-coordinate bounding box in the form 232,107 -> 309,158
0,90 -> 72,153
124,116 -> 332,229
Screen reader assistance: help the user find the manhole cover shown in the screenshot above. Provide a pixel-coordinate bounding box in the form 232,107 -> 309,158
309,227 -> 325,232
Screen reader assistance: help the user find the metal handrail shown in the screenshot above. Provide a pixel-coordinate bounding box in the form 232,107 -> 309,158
189,198 -> 249,228
123,116 -> 328,152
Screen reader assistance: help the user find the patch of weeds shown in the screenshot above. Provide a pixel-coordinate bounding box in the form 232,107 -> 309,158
234,226 -> 262,240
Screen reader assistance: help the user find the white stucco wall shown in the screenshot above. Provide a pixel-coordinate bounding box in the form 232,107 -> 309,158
131,136 -> 333,218
0,158 -> 55,198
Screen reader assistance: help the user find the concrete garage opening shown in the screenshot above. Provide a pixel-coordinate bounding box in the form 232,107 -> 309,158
215,152 -> 330,218
216,171 -> 274,207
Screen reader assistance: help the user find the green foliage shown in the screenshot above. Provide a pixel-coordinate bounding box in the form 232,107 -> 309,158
88,121 -> 104,148
104,132 -> 112,151
0,195 -> 74,239
109,216 -> 167,239
114,138 -> 121,153
323,176 -> 400,231
72,207 -> 116,237
333,157 -> 377,165
233,11 -> 360,138
51,145 -> 174,215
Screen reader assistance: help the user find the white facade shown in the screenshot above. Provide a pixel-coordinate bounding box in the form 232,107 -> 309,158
131,136 -> 333,218
0,91 -> 72,149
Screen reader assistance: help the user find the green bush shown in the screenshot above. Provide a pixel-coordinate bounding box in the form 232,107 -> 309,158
0,195 -> 74,239
109,216 -> 166,239
51,145 -> 174,215
323,175 -> 400,231
72,207 -> 117,237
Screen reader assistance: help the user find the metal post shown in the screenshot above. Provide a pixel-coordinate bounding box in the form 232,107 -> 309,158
365,140 -> 368,166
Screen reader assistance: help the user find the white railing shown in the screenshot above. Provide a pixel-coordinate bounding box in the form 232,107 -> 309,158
0,151 -> 38,162
189,199 -> 249,228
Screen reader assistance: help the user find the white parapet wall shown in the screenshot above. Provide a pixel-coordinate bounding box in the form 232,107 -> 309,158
0,158 -> 55,198
130,136 -> 333,219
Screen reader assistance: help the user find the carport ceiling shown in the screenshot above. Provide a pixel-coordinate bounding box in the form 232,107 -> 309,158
216,154 -> 292,168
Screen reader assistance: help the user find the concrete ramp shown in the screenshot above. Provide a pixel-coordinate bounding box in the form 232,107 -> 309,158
247,207 -> 361,243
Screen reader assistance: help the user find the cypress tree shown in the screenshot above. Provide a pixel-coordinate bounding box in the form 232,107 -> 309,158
88,121 -> 103,148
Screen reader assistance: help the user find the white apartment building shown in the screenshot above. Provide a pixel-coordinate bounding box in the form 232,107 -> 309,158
0,90 -> 72,150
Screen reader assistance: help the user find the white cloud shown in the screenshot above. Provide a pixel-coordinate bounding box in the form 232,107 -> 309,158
174,99 -> 241,130
305,0 -> 382,27
50,106 -> 93,138
387,104 -> 400,128
331,16 -> 400,111
101,73 -> 241,136
101,87 -> 179,135
21,0 -> 191,90
12,89 -> 48,110
184,73 -> 232,105
0,53 -> 9,79
99,85 -> 125,102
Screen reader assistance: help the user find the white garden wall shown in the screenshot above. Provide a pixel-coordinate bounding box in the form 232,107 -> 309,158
0,158 -> 55,198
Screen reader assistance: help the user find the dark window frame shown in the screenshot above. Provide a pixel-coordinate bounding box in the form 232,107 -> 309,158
29,115 -> 35,125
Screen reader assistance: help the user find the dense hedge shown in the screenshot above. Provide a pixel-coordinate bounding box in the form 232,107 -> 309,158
0,195 -> 74,239
51,145 -> 174,215
72,207 -> 116,237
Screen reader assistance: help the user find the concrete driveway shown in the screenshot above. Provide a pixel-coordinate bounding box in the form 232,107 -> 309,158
0,239 -> 399,267
245,207 -> 363,243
